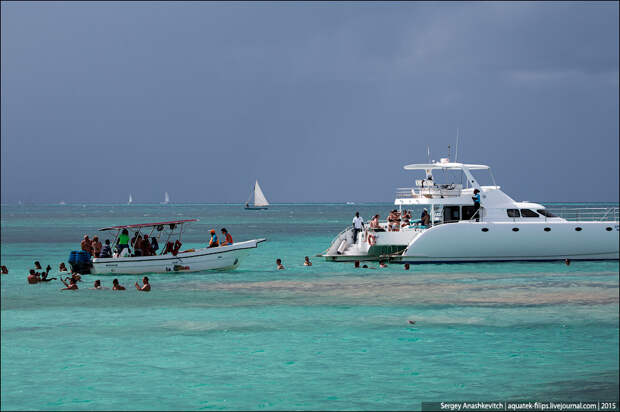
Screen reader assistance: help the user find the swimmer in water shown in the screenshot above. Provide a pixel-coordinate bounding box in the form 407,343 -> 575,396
59,262 -> 68,272
404,263 -> 410,270
565,258 -> 571,266
276,259 -> 285,270
91,280 -> 106,290
304,256 -> 312,266
1,265 -> 8,274
60,277 -> 78,290
408,320 -> 416,325
27,269 -> 40,284
354,261 -> 360,268
135,276 -> 151,292
379,261 -> 388,268
112,279 -> 126,291
40,268 -> 57,282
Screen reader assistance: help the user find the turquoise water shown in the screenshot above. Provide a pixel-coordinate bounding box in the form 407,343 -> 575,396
1,203 -> 618,410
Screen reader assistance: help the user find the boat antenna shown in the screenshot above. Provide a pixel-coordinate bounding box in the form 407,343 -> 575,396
455,128 -> 459,162
426,145 -> 430,163
447,145 -> 451,161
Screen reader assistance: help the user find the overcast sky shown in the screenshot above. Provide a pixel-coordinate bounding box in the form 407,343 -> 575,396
1,1 -> 618,203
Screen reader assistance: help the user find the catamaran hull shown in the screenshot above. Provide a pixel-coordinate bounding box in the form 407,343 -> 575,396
395,221 -> 619,263
90,239 -> 265,275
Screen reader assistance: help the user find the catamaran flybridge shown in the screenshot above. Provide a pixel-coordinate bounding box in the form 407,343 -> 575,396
323,158 -> 619,263
68,219 -> 266,274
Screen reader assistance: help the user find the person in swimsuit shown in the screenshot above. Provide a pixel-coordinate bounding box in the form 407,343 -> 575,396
92,236 -> 102,258
276,259 -> 285,270
60,277 -> 78,290
135,276 -> 151,292
91,280 -> 105,290
112,278 -> 126,290
304,256 -> 312,266
27,269 -> 40,284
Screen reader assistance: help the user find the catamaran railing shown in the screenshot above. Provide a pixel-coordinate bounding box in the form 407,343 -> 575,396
544,207 -> 619,222
395,186 -> 463,199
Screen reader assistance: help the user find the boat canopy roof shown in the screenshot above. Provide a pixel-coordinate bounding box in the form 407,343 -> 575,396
99,219 -> 198,231
403,161 -> 490,171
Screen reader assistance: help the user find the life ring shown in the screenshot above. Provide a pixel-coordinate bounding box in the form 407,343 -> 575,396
367,234 -> 376,246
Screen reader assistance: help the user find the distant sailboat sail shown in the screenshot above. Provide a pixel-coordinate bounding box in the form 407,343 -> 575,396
253,181 -> 269,207
163,192 -> 170,204
128,194 -> 133,205
245,180 -> 269,209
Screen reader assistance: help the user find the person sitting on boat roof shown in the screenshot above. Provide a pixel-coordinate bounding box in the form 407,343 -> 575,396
81,235 -> 93,255
220,228 -> 233,246
209,229 -> 219,248
116,229 -> 130,257
100,240 -> 112,258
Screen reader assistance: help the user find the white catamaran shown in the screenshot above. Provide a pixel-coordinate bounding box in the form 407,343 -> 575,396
68,219 -> 266,274
245,180 -> 269,210
322,158 -> 619,263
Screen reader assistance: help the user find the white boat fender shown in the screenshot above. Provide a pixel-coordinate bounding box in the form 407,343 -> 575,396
337,239 -> 348,254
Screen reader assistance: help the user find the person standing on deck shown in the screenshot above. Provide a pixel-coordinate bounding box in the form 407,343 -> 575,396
116,229 -> 130,257
352,212 -> 364,244
472,189 -> 481,221
81,235 -> 93,255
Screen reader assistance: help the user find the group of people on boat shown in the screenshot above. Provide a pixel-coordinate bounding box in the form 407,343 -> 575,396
77,227 -> 235,259
356,209 -> 429,236
208,228 -> 233,248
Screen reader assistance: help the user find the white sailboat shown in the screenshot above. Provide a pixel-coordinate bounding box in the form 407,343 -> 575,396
128,194 -> 133,205
245,180 -> 269,210
161,192 -> 170,205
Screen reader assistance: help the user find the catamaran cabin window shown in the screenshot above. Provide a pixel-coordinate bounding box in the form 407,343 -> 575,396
520,209 -> 539,218
537,209 -> 557,217
507,209 -> 520,218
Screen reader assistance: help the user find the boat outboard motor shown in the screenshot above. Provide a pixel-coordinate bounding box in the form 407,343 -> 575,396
68,251 -> 93,274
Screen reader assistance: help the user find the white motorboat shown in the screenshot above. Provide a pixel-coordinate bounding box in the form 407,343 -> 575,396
322,158 -> 619,263
245,180 -> 269,210
68,219 -> 266,274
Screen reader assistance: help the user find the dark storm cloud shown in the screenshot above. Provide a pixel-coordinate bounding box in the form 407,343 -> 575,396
1,2 -> 618,203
